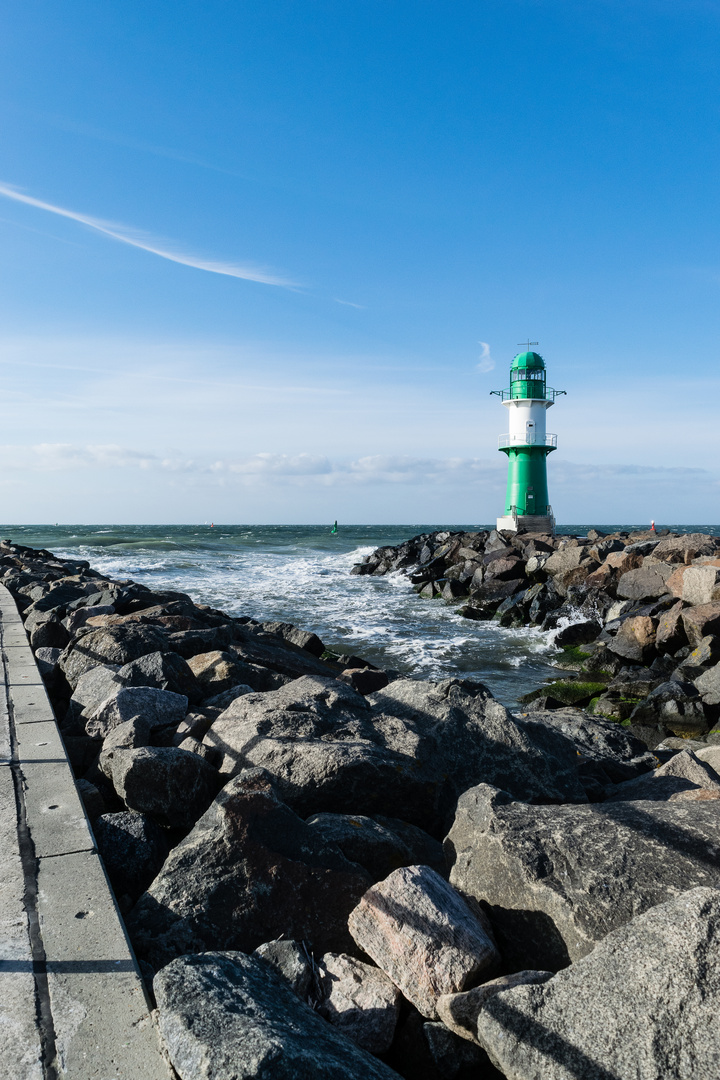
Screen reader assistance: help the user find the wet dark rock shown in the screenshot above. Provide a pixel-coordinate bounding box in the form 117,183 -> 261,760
552,619 -> 601,647
127,768 -> 371,970
261,621 -> 325,657
339,667 -> 390,695
446,783 -> 720,971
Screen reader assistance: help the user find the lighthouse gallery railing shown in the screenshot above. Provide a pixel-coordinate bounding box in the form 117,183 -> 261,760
498,433 -> 557,449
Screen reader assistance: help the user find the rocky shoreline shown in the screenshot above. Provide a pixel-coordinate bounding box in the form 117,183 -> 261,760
352,526 -> 720,751
6,534 -> 720,1078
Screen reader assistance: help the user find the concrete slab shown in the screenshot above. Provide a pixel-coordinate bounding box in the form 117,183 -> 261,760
5,652 -> 45,684
0,581 -> 172,1078
14,719 -> 67,764
10,686 -> 56,725
0,768 -> 44,1080
19,760 -> 94,858
38,851 -> 170,1079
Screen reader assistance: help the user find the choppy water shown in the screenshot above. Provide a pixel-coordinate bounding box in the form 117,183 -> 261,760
3,523 -> 719,708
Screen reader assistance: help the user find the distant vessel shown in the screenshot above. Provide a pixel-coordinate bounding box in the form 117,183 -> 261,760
330,520 -> 338,534
491,344 -> 565,534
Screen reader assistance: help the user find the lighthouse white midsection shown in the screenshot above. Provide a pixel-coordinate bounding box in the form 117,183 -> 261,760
503,398 -> 552,445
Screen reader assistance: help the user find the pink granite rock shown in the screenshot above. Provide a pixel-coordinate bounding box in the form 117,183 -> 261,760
347,865 -> 499,1019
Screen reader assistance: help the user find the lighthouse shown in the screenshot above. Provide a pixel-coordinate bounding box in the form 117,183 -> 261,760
491,345 -> 565,534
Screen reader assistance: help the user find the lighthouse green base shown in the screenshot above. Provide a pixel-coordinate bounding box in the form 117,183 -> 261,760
501,445 -> 554,517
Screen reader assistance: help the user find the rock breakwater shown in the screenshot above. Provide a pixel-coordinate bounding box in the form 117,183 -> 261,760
353,526 -> 720,751
5,535 -> 720,1078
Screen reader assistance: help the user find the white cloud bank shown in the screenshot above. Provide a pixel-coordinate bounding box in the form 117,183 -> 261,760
0,182 -> 296,287
0,443 -> 707,488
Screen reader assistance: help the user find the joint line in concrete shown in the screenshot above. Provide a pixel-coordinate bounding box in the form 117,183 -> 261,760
5,624 -> 59,1080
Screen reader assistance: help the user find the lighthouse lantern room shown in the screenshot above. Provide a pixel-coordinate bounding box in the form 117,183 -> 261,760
491,346 -> 565,534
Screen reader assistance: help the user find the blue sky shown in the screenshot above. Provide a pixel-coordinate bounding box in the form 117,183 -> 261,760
0,0 -> 718,524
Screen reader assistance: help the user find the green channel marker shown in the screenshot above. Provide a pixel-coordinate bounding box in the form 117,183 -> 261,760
490,346 -> 566,534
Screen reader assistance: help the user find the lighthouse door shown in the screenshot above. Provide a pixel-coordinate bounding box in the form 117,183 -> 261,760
525,420 -> 535,444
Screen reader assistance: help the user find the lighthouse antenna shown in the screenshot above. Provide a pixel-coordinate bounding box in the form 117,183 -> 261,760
517,341 -> 539,351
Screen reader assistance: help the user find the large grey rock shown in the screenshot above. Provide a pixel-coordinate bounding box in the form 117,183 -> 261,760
84,685 -> 188,739
317,951 -> 401,1053
118,650 -> 203,705
348,865 -> 499,1019
67,664 -> 123,726
542,546 -> 587,579
59,625 -> 169,688
607,749 -> 720,802
476,887 -> 720,1080
64,603 -> 115,634
653,532 -> 720,562
261,620 -> 325,657
99,715 -> 155,768
305,812 -> 444,880
616,563 -> 673,600
522,707 -> 655,784
446,783 -> 720,971
104,746 -> 220,829
674,565 -> 720,606
127,769 -> 371,971
154,951 -> 401,1080
436,971 -> 553,1044
206,676 -> 585,837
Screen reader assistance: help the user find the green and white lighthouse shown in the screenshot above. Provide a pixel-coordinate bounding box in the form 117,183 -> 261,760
491,345 -> 565,534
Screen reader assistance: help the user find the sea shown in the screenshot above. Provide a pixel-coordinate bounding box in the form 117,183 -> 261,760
3,523 -> 719,710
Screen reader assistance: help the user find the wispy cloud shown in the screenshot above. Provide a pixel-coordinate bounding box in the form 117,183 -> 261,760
477,341 -> 494,374
0,182 -> 296,288
333,298 -> 366,309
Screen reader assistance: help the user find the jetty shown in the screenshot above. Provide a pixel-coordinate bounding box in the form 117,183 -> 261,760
2,534 -> 720,1078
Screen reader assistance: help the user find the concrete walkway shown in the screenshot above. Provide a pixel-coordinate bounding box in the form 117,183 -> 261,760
0,585 -> 171,1079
